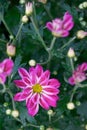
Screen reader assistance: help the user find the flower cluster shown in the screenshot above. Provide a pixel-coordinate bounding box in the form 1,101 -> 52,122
0,59 -> 14,84
46,12 -> 74,37
14,65 -> 60,116
68,62 -> 87,85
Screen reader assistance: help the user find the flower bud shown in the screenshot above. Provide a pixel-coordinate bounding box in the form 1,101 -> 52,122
76,30 -> 87,39
67,48 -> 75,58
9,35 -> 14,40
40,125 -> 45,130
67,102 -> 75,110
11,110 -> 19,118
38,0 -> 47,4
82,2 -> 87,8
47,109 -> 54,116
76,101 -> 81,106
79,4 -> 84,9
46,128 -> 53,130
28,59 -> 36,66
19,0 -> 25,4
3,102 -> 8,107
25,2 -> 33,16
85,124 -> 87,130
21,15 -> 28,23
6,43 -> 16,57
6,109 -> 11,115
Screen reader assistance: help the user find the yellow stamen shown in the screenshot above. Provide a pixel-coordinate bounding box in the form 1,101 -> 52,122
33,83 -> 42,93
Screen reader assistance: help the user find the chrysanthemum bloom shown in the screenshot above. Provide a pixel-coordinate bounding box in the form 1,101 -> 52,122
46,12 -> 74,37
68,62 -> 87,85
25,2 -> 33,16
14,65 -> 60,116
0,59 -> 14,84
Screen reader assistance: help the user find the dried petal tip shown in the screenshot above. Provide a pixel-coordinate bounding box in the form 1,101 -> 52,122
67,48 -> 75,58
25,2 -> 33,16
76,30 -> 87,39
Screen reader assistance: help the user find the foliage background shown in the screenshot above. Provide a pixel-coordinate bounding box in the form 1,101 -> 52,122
0,0 -> 87,130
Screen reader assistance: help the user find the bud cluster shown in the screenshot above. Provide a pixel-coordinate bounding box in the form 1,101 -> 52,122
76,30 -> 87,39
79,2 -> 87,9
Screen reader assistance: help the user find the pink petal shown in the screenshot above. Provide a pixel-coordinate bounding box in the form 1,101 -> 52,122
63,12 -> 73,24
28,103 -> 39,116
42,94 -> 58,107
63,21 -> 74,31
18,68 -> 29,78
79,63 -> 87,71
23,77 -> 31,86
35,65 -> 43,77
39,70 -> 50,83
29,71 -> 37,84
32,93 -> 40,103
42,87 -> 59,95
46,22 -> 53,31
14,79 -> 27,89
61,30 -> 69,37
0,74 -> 6,84
14,92 -> 28,101
48,79 -> 60,88
68,77 -> 75,85
39,96 -> 50,110
3,59 -> 14,76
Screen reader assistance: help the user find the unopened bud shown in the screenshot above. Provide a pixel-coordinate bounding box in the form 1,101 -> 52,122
9,35 -> 14,40
47,109 -> 54,116
6,109 -> 11,115
67,102 -> 75,110
40,125 -> 45,130
25,2 -> 33,16
76,101 -> 81,106
46,128 -> 53,130
85,124 -> 87,130
67,48 -> 75,58
3,102 -> 8,107
77,30 -> 87,39
28,59 -> 36,66
82,2 -> 87,8
38,0 -> 47,4
6,43 -> 16,57
79,4 -> 84,9
11,110 -> 19,118
21,15 -> 28,23
19,0 -> 25,4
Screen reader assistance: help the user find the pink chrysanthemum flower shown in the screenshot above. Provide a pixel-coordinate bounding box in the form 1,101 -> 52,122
14,65 -> 60,116
46,12 -> 74,37
0,59 -> 14,84
68,62 -> 87,85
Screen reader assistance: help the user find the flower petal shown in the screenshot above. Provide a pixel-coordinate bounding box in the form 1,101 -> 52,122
39,96 -> 50,110
0,74 -> 6,84
48,79 -> 60,88
14,79 -> 27,89
78,63 -> 87,71
46,22 -> 53,31
28,103 -> 39,116
39,70 -> 50,83
18,68 -> 29,78
14,92 -> 28,101
35,65 -> 43,77
3,59 -> 14,76
42,87 -> 59,95
68,77 -> 75,85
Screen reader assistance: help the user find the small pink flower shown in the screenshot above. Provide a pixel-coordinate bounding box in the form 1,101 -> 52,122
68,62 -> 87,85
0,59 -> 14,84
14,65 -> 60,116
46,12 -> 74,37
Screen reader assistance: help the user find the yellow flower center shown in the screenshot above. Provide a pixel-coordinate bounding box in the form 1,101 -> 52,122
32,83 -> 42,93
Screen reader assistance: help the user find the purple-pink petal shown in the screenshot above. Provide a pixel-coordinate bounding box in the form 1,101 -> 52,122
48,79 -> 60,88
39,96 -> 50,110
68,77 -> 75,85
46,22 -> 53,31
14,79 -> 27,89
18,68 -> 29,78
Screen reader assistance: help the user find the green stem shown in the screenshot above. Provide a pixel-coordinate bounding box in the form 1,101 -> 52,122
0,84 -> 6,93
2,18 -> 13,36
60,36 -> 76,50
7,90 -> 16,110
70,58 -> 74,73
70,85 -> 78,102
12,23 -> 24,45
49,37 -> 56,50
30,16 -> 47,51
21,123 -> 40,128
